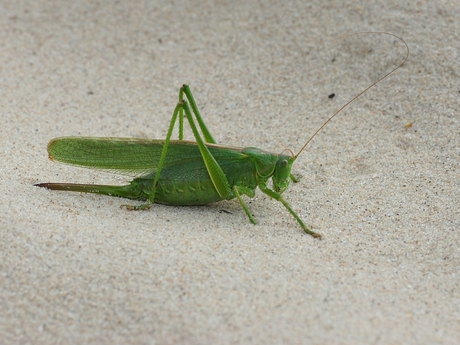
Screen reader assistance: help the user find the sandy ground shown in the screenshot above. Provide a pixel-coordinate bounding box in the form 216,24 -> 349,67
1,0 -> 459,344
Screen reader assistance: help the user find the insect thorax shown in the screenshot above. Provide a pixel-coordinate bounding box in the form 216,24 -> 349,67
243,147 -> 294,193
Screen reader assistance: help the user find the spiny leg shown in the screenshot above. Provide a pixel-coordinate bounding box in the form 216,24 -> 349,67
181,84 -> 216,143
178,84 -> 217,142
180,100 -> 232,199
178,86 -> 185,140
259,186 -> 322,238
181,85 -> 262,212
277,196 -> 321,238
123,85 -> 223,211
122,101 -> 185,210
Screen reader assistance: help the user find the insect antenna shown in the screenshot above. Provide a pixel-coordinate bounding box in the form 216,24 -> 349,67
295,32 -> 409,159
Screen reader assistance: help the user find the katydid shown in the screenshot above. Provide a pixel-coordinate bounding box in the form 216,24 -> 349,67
35,33 -> 409,238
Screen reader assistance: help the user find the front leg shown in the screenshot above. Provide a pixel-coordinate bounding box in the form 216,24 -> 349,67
258,180 -> 321,238
290,173 -> 301,183
232,185 -> 257,224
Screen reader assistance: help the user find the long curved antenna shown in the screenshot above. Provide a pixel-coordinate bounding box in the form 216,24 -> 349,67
295,32 -> 409,158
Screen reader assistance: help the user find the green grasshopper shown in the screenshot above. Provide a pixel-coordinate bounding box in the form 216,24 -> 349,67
35,34 -> 408,238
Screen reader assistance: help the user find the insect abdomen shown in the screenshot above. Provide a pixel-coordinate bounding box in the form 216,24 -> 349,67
134,158 -> 259,206
154,179 -> 223,205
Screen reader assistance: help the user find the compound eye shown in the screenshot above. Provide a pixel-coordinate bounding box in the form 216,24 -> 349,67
281,159 -> 288,166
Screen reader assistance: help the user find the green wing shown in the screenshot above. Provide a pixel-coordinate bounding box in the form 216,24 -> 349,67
47,137 -> 247,178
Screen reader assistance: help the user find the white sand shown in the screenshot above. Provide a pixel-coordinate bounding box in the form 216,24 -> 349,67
2,1 -> 459,343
